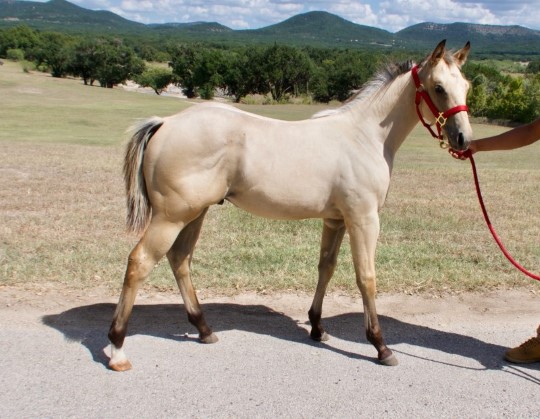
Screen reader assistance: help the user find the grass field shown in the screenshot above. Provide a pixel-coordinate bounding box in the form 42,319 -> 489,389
1,61 -> 539,295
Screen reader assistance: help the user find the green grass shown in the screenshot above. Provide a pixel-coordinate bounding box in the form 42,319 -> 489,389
0,63 -> 192,145
1,61 -> 539,295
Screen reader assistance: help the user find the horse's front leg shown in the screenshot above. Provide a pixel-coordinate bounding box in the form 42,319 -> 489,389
308,219 -> 346,341
167,208 -> 217,344
347,212 -> 398,366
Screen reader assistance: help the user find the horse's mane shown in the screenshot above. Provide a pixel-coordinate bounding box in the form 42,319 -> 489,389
312,60 -> 415,119
312,50 -> 457,119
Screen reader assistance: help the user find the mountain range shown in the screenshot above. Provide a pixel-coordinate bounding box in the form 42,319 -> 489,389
1,0 -> 539,57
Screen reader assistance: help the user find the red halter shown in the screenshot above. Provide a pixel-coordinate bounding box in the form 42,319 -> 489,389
411,65 -> 469,147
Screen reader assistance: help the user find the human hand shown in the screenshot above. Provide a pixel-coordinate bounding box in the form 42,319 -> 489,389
448,148 -> 472,160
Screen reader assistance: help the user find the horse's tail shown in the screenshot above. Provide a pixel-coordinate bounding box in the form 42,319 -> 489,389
123,117 -> 164,235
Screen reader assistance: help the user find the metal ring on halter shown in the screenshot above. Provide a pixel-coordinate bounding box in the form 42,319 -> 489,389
439,139 -> 449,149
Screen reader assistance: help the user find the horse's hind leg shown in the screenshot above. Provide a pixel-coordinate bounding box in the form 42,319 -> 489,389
108,218 -> 184,371
166,208 -> 217,344
308,219 -> 346,341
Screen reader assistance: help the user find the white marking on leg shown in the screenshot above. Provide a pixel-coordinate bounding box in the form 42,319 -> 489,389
109,344 -> 128,367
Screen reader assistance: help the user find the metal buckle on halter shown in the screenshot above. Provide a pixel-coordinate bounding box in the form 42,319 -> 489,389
436,112 -> 447,127
439,139 -> 449,149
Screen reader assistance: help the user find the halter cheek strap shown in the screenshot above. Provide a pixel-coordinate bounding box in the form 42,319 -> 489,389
411,65 -> 469,147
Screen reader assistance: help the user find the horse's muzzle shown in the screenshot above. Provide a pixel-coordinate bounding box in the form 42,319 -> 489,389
458,132 -> 466,149
447,127 -> 471,151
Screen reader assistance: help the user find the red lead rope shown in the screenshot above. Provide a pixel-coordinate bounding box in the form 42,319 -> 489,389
462,149 -> 540,281
413,65 -> 538,281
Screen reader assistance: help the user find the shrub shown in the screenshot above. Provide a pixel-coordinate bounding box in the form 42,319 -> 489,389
6,48 -> 24,61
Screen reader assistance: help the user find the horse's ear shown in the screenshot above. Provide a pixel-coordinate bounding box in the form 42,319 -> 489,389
454,41 -> 471,67
430,40 -> 447,65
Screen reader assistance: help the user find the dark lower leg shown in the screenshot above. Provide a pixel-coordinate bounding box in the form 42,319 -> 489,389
167,209 -> 217,343
308,221 -> 345,342
108,263 -> 144,349
308,308 -> 328,341
364,310 -> 397,366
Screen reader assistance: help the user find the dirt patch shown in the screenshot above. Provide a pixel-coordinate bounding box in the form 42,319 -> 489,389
1,283 -> 537,329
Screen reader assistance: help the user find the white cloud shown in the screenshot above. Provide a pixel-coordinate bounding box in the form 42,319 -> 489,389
376,0 -> 501,31
21,0 -> 540,31
326,2 -> 379,27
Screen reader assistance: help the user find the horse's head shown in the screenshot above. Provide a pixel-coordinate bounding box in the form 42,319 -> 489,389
416,40 -> 473,151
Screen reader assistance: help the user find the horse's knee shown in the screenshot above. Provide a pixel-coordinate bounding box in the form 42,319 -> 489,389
317,259 -> 337,279
355,271 -> 376,292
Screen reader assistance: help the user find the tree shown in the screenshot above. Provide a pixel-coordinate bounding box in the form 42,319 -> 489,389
467,73 -> 489,117
310,50 -> 375,102
224,47 -> 268,102
169,45 -> 234,99
6,48 -> 25,61
0,25 -> 40,58
69,38 -> 144,88
463,62 -> 540,123
260,45 -> 314,102
527,60 -> 540,74
193,48 -> 227,99
169,44 -> 201,98
94,39 -> 144,88
134,67 -> 175,95
70,38 -> 100,85
32,32 -> 76,78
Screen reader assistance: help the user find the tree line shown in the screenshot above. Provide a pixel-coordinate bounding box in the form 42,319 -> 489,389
1,25 -> 539,123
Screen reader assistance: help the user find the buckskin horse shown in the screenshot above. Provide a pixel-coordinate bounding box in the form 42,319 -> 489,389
108,40 -> 472,371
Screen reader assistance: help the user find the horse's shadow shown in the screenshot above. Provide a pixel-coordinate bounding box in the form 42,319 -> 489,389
42,301 -> 539,376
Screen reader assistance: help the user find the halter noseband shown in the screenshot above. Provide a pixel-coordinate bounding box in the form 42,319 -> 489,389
411,65 -> 469,148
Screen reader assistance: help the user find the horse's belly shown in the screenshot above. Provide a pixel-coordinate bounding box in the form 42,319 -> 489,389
226,189 -> 340,220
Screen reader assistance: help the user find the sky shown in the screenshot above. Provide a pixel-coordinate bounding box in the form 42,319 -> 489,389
22,0 -> 540,32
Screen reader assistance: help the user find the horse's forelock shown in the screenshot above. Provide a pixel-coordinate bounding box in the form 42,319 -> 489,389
420,49 -> 457,68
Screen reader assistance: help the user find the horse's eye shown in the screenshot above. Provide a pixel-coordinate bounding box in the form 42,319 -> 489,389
435,85 -> 445,94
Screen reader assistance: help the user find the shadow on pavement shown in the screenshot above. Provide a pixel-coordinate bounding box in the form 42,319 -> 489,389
42,301 -> 539,378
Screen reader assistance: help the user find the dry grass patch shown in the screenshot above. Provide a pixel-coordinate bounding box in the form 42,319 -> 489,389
1,61 -> 539,295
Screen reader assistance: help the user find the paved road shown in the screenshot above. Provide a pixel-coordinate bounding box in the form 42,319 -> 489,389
0,287 -> 538,418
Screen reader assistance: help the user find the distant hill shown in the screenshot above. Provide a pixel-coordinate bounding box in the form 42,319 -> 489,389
0,0 -> 145,33
147,21 -> 233,33
398,22 -> 540,56
1,0 -> 539,57
245,11 -> 394,48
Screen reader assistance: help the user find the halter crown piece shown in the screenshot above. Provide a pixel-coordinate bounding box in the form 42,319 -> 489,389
411,65 -> 469,148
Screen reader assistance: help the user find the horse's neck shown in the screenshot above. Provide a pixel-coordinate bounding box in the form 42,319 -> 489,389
348,72 -> 419,166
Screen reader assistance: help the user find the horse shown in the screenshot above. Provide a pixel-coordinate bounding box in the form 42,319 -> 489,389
108,40 -> 472,371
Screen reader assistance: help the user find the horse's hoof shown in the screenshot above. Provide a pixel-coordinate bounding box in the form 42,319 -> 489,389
310,331 -> 330,342
109,359 -> 133,372
200,333 -> 218,344
379,352 -> 399,366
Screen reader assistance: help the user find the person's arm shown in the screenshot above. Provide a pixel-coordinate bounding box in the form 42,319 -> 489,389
469,118 -> 540,153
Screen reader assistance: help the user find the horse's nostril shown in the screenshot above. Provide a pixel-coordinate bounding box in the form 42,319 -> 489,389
458,132 -> 465,148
